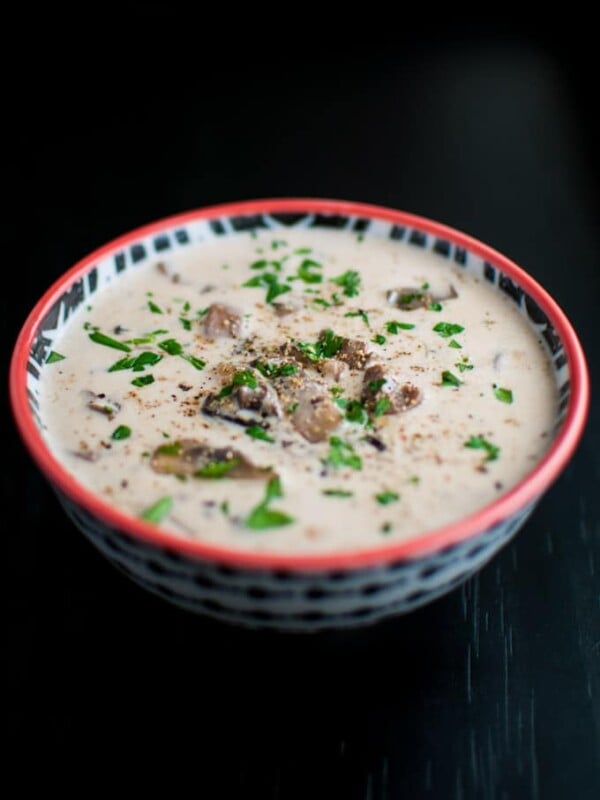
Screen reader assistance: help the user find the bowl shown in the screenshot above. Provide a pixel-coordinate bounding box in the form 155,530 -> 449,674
9,198 -> 590,631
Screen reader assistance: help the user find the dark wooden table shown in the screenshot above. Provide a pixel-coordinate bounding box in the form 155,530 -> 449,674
6,17 -> 598,797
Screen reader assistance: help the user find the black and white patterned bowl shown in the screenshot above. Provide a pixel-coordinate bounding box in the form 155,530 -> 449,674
9,199 -> 590,631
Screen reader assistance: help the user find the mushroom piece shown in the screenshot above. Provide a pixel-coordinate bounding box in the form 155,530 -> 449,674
150,438 -> 274,480
290,382 -> 343,443
83,391 -> 121,420
386,285 -> 457,310
200,303 -> 242,338
361,363 -> 422,414
202,375 -> 282,428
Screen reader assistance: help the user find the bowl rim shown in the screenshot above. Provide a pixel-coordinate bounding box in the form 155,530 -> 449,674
9,197 -> 591,571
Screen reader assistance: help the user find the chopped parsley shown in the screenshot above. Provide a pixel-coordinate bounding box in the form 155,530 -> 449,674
312,297 -> 331,309
250,258 -> 282,272
124,329 -> 169,345
295,329 -> 343,361
381,522 -> 393,534
322,489 -> 353,497
433,322 -> 464,338
441,370 -> 461,387
147,300 -> 163,314
448,339 -> 462,349
368,378 -> 386,393
111,425 -> 131,441
325,436 -> 362,470
131,374 -> 155,387
371,334 -> 386,345
245,476 -> 294,530
243,272 -> 291,303
373,396 -> 392,417
245,426 -> 275,443
156,441 -> 182,456
254,361 -> 298,379
46,350 -> 65,363
344,309 -> 370,327
493,385 -> 513,404
89,331 -> 131,352
385,321 -> 414,333
375,490 -> 400,505
108,351 -> 163,372
464,435 -> 500,462
455,358 -> 474,373
195,458 -> 240,478
179,317 -> 192,331
428,302 -> 443,312
292,258 -> 323,284
140,495 -> 173,524
218,369 -> 257,397
338,399 -> 369,426
330,269 -> 361,297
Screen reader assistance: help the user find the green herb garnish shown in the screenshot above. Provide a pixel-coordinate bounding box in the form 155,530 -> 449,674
368,378 -> 386,393
292,258 -> 323,284
111,425 -> 131,441
385,321 -> 415,333
433,322 -> 464,338
464,436 -> 500,462
448,339 -> 462,349
140,495 -> 173,524
371,334 -> 386,345
46,350 -> 66,363
250,258 -> 282,272
330,269 -> 361,297
295,329 -> 344,361
148,300 -> 163,314
375,490 -> 400,505
108,351 -> 163,372
245,476 -> 294,530
428,302 -> 443,312
131,374 -> 155,387
344,309 -> 370,327
245,426 -> 275,443
218,369 -> 257,397
195,458 -> 240,478
441,370 -> 461,387
89,331 -> 131,352
493,386 -> 513,404
243,272 -> 292,303
373,396 -> 392,417
254,361 -> 298,379
325,436 -> 362,470
322,489 -> 354,497
455,359 -> 474,373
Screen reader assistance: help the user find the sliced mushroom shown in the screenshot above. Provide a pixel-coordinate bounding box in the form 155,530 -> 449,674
290,382 -> 343,443
361,364 -> 422,414
202,377 -> 282,428
200,303 -> 242,338
337,337 -> 372,370
84,391 -> 121,420
386,285 -> 457,310
150,439 -> 274,479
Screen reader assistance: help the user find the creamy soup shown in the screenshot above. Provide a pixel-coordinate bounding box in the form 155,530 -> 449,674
39,226 -> 558,553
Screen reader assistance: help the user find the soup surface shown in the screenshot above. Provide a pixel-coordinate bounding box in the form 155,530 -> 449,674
39,226 -> 558,553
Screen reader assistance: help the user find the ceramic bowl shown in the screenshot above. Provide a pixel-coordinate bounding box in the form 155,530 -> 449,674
9,199 -> 590,631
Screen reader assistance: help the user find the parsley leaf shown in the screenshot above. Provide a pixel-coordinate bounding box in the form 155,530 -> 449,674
331,269 -> 361,297
464,436 -> 500,461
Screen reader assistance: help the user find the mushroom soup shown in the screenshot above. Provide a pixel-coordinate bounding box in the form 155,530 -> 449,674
38,226 -> 558,553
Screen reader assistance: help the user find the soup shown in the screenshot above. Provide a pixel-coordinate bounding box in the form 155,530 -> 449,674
38,225 -> 558,553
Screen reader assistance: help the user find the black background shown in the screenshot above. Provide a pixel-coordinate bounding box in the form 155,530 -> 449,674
5,11 -> 599,798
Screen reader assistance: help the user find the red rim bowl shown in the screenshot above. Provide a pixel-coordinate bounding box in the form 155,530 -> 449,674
9,198 -> 591,571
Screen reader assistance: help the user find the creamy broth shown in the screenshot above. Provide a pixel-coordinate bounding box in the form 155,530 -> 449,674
39,227 -> 558,553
